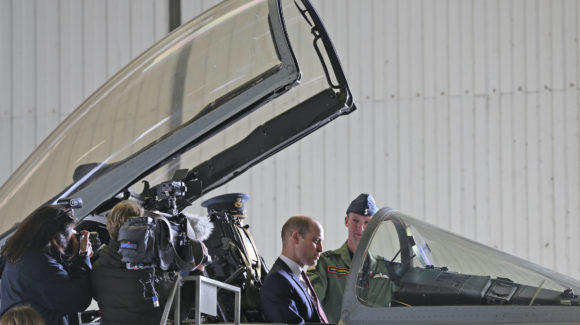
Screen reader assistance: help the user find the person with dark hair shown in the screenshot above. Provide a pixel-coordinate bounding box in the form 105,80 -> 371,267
0,205 -> 93,325
0,305 -> 45,325
260,216 -> 327,324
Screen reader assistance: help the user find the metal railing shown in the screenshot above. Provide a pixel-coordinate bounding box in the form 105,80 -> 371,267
161,275 -> 241,325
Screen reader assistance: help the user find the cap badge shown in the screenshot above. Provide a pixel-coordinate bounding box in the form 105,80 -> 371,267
364,208 -> 368,215
234,198 -> 243,208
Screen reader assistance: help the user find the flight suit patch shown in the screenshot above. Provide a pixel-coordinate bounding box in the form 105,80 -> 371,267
327,265 -> 349,275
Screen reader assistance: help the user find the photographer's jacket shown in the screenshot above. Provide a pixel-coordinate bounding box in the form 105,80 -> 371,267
91,239 -> 173,325
0,248 -> 92,325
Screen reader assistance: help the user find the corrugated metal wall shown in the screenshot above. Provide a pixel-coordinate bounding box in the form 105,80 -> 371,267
310,0 -> 580,279
0,0 -> 170,178
1,0 -> 579,280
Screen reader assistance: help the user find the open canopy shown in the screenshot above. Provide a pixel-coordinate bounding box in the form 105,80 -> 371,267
0,0 -> 354,238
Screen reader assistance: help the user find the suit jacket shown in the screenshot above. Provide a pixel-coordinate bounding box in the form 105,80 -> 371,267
260,257 -> 323,324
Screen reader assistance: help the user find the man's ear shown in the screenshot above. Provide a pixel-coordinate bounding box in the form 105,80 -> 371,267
291,231 -> 301,244
345,215 -> 349,227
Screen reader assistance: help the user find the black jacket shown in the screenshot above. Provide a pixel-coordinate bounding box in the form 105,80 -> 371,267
0,249 -> 92,325
91,240 -> 173,325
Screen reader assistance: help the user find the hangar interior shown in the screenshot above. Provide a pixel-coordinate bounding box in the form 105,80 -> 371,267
1,0 -> 580,281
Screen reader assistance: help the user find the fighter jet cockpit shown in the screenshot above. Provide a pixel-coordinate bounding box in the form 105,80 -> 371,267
341,207 -> 580,324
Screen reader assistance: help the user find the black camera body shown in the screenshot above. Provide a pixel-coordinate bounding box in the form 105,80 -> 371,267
157,181 -> 186,201
117,212 -> 208,272
77,231 -> 101,251
117,179 -> 207,271
117,216 -> 157,268
64,231 -> 100,259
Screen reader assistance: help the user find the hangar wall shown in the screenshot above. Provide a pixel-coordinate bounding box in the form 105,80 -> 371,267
1,0 -> 579,280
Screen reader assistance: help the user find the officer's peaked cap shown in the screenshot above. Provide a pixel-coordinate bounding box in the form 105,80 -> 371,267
201,193 -> 249,216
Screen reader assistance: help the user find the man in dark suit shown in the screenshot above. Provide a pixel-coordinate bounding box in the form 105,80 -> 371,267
260,216 -> 328,324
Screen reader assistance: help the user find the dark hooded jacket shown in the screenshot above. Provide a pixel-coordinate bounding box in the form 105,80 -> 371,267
0,248 -> 92,325
91,239 -> 174,325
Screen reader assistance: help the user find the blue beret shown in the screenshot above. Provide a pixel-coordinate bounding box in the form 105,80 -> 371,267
346,193 -> 377,216
201,193 -> 249,217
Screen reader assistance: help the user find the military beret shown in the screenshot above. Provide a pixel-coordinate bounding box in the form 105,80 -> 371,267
201,193 -> 249,217
346,193 -> 377,216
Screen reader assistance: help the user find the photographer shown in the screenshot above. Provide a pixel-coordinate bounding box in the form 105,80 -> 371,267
0,205 -> 93,325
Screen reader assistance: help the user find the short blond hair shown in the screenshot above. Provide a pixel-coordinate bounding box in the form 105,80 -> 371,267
0,305 -> 45,325
107,201 -> 144,241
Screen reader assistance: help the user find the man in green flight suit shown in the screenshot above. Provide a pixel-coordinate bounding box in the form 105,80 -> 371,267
307,193 -> 395,323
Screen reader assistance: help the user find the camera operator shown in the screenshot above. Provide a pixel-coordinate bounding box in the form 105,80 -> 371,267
91,200 -> 163,324
0,205 -> 93,325
91,200 -> 210,324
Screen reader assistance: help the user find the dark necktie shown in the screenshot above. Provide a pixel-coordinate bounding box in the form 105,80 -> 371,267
301,270 -> 329,323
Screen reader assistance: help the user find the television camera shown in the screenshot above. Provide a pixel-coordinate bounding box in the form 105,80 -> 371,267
117,180 -> 210,272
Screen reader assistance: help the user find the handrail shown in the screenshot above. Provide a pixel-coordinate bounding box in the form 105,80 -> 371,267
160,274 -> 241,325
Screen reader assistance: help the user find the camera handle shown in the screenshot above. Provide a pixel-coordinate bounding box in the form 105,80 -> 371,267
139,270 -> 160,308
